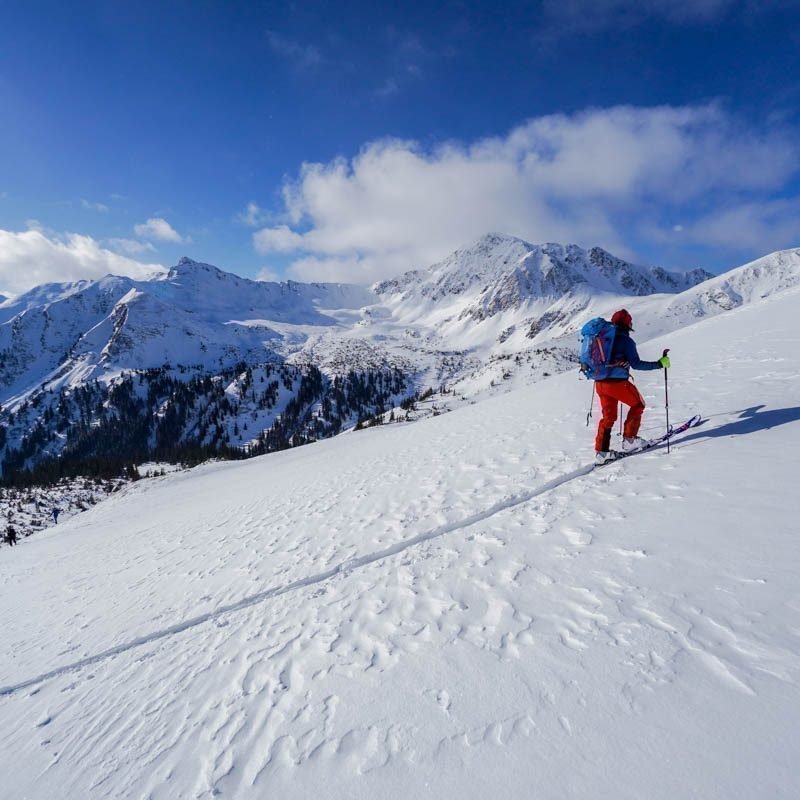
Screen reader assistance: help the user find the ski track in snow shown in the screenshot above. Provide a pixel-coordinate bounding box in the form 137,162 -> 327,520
0,462 -> 596,697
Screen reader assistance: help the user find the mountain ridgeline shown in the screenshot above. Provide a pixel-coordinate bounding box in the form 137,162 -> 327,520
2,234 -> 798,484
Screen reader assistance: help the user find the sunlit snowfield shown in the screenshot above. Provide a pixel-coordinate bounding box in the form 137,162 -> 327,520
2,286 -> 799,799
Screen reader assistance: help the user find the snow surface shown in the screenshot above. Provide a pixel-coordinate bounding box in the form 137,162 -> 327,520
1,284 -> 799,799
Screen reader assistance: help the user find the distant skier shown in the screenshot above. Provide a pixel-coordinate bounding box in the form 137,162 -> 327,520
593,309 -> 670,464
52,507 -> 60,525
5,526 -> 17,546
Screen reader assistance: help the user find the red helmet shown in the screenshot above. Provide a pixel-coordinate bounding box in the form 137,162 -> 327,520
611,309 -> 633,330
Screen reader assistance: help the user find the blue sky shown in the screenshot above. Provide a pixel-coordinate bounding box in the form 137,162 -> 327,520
1,0 -> 799,294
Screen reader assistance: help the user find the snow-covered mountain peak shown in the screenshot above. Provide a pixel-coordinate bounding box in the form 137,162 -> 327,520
375,233 -> 713,324
373,232 -> 533,299
165,257 -> 240,285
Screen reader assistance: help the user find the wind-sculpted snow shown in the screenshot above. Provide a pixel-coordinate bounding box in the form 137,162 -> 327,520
0,462 -> 595,697
1,286 -> 799,798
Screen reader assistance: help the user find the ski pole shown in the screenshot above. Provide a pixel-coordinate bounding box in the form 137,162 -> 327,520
662,348 -> 670,454
586,382 -> 595,427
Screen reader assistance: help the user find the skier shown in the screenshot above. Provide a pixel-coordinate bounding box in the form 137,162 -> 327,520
52,507 -> 60,525
594,309 -> 670,465
5,526 -> 17,546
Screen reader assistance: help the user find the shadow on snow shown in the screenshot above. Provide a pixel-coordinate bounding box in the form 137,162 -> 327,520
680,405 -> 800,444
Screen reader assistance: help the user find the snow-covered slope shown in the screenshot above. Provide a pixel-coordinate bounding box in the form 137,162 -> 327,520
2,284 -> 799,799
656,245 -> 800,319
604,245 -> 800,344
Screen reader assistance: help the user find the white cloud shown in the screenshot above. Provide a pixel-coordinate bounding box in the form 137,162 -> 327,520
0,229 -> 165,296
252,104 -> 798,284
81,198 -> 109,213
134,217 -> 184,243
107,237 -> 157,255
679,199 -> 800,252
237,202 -> 270,227
253,224 -> 305,254
280,255 -> 384,286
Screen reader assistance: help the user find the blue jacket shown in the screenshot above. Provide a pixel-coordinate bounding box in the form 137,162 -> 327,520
604,328 -> 662,380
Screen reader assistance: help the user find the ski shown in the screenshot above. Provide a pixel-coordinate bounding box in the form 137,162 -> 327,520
595,414 -> 702,466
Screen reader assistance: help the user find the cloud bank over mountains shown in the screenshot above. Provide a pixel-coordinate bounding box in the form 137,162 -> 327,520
253,103 -> 799,284
0,229 -> 164,297
1,103 -> 797,294
0,215 -> 186,297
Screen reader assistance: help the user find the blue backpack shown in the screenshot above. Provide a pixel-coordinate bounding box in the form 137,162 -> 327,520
578,318 -> 618,380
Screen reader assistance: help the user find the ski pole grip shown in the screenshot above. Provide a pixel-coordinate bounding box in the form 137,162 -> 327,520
662,348 -> 670,358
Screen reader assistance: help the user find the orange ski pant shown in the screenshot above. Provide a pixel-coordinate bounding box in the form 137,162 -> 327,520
594,379 -> 646,452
